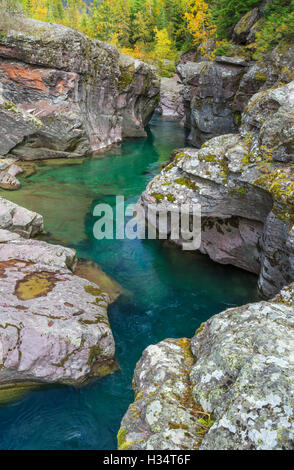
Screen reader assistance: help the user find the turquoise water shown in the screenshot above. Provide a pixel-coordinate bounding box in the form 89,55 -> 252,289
0,116 -> 258,450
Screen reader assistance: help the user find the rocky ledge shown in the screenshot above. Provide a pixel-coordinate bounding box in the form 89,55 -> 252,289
0,16 -> 160,159
0,197 -> 116,402
177,56 -> 248,146
140,80 -> 294,298
118,282 -> 294,450
177,41 -> 294,147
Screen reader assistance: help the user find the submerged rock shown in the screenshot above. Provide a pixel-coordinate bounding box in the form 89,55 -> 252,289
140,80 -> 294,298
119,282 -> 294,450
75,258 -> 124,304
0,16 -> 160,158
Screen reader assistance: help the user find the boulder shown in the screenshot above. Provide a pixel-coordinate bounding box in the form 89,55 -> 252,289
119,283 -> 294,450
0,100 -> 43,157
241,81 -> 294,163
0,196 -> 43,237
0,158 -> 23,190
0,238 -> 77,271
0,16 -> 160,158
232,8 -> 260,44
0,197 -> 116,390
118,338 -> 203,450
0,259 -> 115,386
139,81 -> 294,298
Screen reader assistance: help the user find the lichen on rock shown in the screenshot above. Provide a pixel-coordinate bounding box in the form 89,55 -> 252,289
118,338 -> 207,450
119,283 -> 294,450
139,79 -> 294,298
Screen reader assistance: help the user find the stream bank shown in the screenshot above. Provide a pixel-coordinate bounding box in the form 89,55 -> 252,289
0,116 -> 258,450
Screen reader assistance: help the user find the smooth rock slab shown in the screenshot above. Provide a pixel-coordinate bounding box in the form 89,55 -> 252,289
0,238 -> 77,271
0,259 -> 115,385
232,8 -> 260,44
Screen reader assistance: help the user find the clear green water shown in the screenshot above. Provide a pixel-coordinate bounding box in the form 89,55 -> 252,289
0,116 -> 258,450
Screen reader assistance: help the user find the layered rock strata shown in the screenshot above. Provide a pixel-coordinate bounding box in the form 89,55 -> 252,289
0,16 -> 160,159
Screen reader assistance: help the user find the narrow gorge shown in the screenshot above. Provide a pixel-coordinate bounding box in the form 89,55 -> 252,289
0,2 -> 293,452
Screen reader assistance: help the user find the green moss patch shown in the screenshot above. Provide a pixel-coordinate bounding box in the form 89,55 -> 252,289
152,192 -> 165,202
117,428 -> 135,451
174,178 -> 199,191
118,64 -> 135,91
255,167 -> 294,222
84,285 -> 104,297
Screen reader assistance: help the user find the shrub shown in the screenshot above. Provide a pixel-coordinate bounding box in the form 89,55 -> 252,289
252,0 -> 294,59
212,0 -> 260,38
